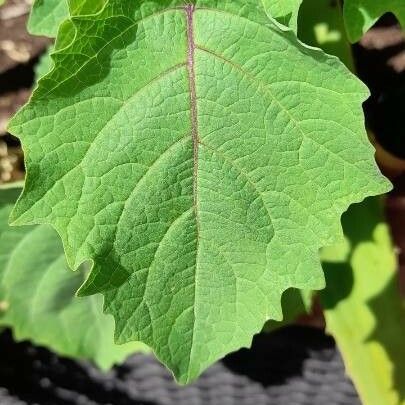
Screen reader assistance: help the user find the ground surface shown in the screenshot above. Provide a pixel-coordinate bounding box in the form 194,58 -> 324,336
0,326 -> 360,405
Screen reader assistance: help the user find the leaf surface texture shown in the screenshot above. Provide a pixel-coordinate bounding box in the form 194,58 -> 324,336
9,0 -> 389,382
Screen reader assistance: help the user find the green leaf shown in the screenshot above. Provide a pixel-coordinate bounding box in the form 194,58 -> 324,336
68,0 -> 106,16
262,0 -> 350,333
321,198 -> 405,405
262,0 -> 303,31
28,0 -> 107,39
28,0 -> 69,37
298,0 -> 354,71
343,0 -> 405,43
0,184 -> 146,369
9,0 -> 389,383
35,47 -> 54,82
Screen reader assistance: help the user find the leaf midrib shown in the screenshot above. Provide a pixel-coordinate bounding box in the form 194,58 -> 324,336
184,4 -> 200,380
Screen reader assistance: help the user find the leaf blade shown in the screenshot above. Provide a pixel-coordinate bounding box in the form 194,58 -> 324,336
28,0 -> 70,37
9,0 -> 390,382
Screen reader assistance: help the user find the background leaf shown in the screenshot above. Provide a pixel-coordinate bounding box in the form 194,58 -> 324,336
263,288 -> 313,332
261,0 -> 303,32
297,2 -> 405,403
321,199 -> 405,405
9,0 -> 389,383
28,0 -> 69,37
343,0 -> 405,43
0,184 -> 147,369
34,46 -> 53,82
298,0 -> 354,70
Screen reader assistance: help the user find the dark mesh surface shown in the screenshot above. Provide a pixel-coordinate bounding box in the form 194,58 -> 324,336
0,326 -> 360,405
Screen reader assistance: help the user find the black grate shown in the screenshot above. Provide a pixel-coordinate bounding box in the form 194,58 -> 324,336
0,326 -> 360,405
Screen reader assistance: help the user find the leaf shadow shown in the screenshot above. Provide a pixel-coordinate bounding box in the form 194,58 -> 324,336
222,325 -> 336,386
275,11 -> 293,28
32,1 -> 190,101
321,198 -> 378,307
34,6 -> 140,100
44,265 -> 83,312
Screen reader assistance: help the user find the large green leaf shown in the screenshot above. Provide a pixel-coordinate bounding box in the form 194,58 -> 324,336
29,0 -> 303,38
0,184 -> 146,369
343,0 -> 405,43
263,0 -> 357,335
9,0 -> 389,383
321,199 -> 405,405
262,0 -> 303,31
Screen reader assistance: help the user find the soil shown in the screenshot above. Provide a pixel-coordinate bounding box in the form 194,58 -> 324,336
0,0 -> 49,73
